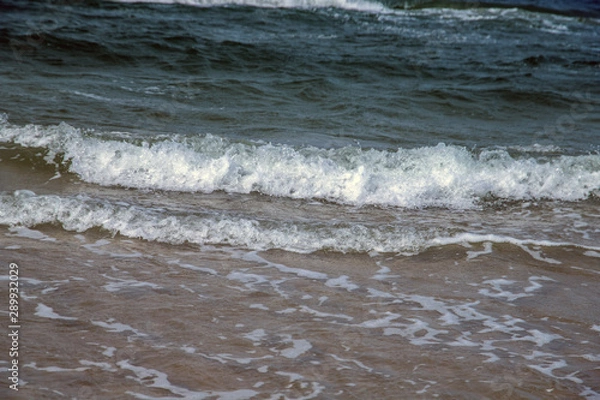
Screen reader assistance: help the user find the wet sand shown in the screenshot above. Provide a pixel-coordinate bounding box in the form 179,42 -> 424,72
1,225 -> 599,399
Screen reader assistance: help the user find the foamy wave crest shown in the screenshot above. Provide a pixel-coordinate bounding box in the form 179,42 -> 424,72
0,191 -> 431,253
3,191 -> 599,253
112,0 -> 386,12
1,121 -> 599,208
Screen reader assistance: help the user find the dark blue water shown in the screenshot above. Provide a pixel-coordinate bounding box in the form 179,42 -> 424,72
1,0 -> 598,151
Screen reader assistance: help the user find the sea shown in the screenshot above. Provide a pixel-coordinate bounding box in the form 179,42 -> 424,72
0,0 -> 599,398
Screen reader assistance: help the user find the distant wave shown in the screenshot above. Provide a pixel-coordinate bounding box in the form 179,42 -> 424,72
111,0 -> 387,12
388,0 -> 600,18
111,0 -> 600,18
1,119 -> 599,209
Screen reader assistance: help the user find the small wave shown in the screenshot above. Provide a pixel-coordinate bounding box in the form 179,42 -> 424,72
431,232 -> 600,252
0,191 -> 434,253
111,0 -> 387,12
390,0 -> 600,19
2,191 -> 598,253
111,0 -> 600,17
1,120 -> 599,208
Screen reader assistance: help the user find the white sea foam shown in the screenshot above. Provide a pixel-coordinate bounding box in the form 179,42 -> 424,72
7,226 -> 56,241
168,260 -> 218,275
518,329 -> 563,347
91,319 -> 148,337
101,346 -> 117,357
3,190 -> 599,254
34,303 -> 78,321
118,360 -> 259,399
244,329 -> 268,343
0,191 -> 427,253
1,122 -> 598,209
325,275 -> 359,291
79,360 -> 117,372
299,305 -> 353,321
430,233 -> 600,253
466,242 -> 493,260
383,318 -> 449,346
279,336 -> 312,359
528,359 -> 583,384
25,362 -> 89,373
479,278 -> 531,302
477,276 -> 553,302
112,0 -> 386,12
101,275 -> 164,293
201,353 -> 273,365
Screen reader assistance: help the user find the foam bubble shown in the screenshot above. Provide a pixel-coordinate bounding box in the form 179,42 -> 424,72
91,319 -> 148,336
583,251 -> 600,258
7,226 -> 56,241
34,304 -> 77,321
280,337 -> 312,359
25,362 -> 89,372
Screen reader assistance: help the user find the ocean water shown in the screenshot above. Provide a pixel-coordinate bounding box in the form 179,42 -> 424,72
1,0 -> 600,398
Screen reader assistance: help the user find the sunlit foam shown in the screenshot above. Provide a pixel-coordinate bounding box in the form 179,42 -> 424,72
1,122 -> 598,209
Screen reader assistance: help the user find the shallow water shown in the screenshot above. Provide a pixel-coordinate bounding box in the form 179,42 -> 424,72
1,225 -> 600,399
